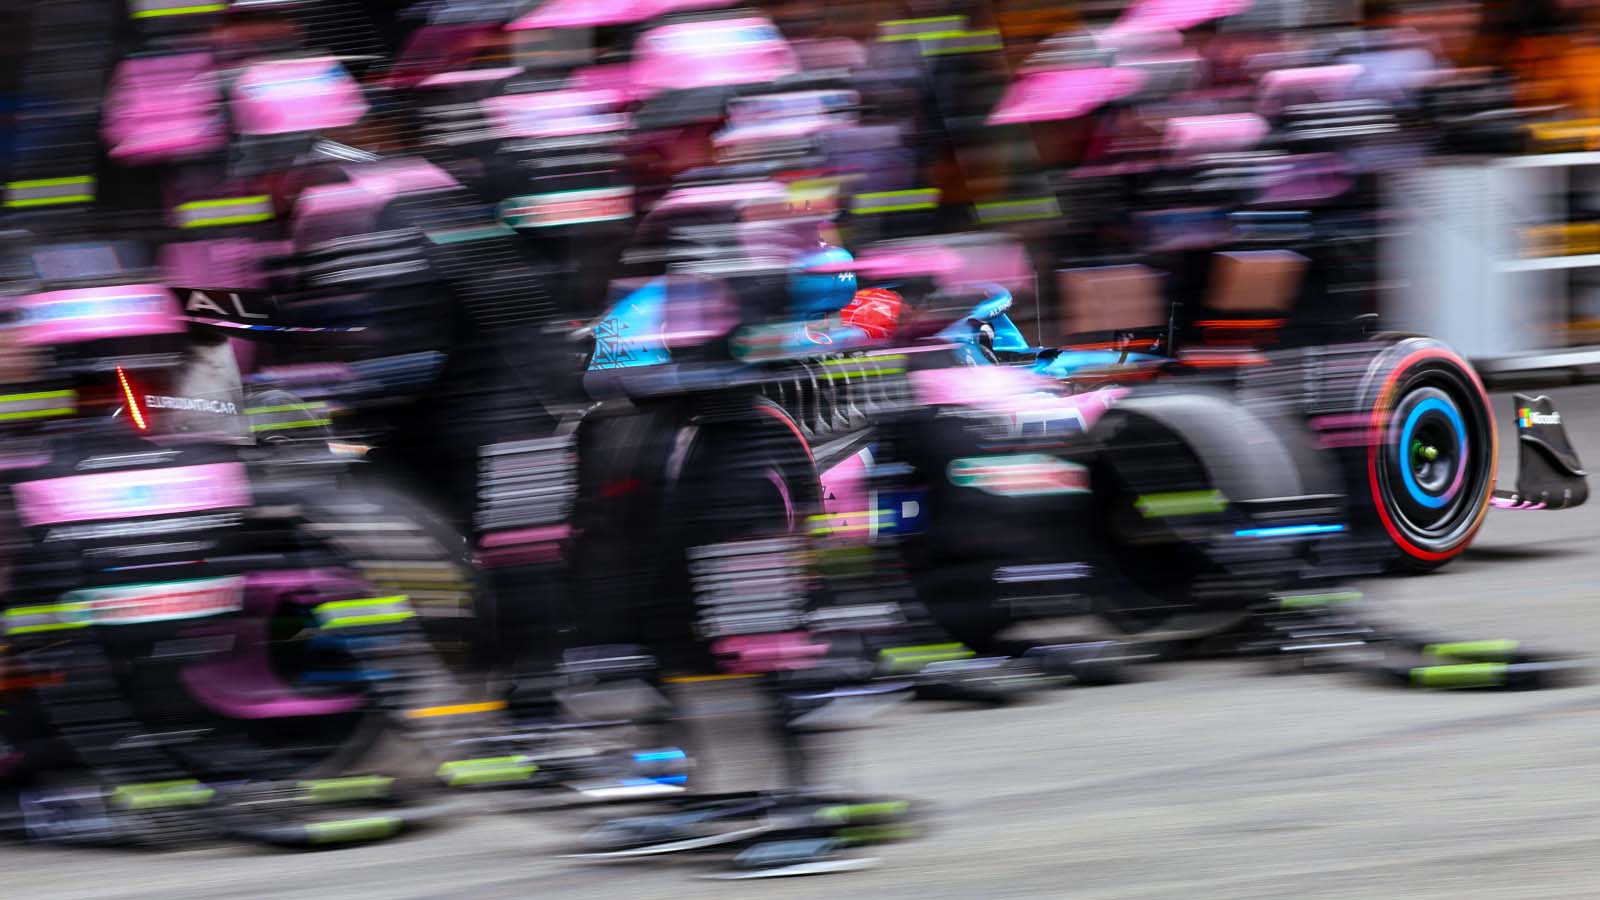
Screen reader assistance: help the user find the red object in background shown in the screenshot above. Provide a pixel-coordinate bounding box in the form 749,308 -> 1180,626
116,366 -> 148,431
840,287 -> 905,340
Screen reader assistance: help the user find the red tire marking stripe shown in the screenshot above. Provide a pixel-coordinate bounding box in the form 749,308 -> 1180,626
1365,347 -> 1497,563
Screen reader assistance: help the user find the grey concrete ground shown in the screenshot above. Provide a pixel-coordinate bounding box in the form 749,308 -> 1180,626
10,385 -> 1600,900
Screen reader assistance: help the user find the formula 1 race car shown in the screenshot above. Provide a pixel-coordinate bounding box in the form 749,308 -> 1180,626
955,12 -> 1592,573
828,229 -> 1590,576
566,176 -> 1355,664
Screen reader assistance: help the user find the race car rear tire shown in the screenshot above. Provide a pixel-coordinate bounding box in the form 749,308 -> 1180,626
569,398 -> 820,672
1089,389 -> 1342,638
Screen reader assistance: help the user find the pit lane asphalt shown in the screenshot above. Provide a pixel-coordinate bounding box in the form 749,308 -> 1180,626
13,384 -> 1600,900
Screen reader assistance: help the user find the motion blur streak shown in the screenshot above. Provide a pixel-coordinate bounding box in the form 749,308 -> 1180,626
115,366 -> 147,430
0,0 -> 1597,894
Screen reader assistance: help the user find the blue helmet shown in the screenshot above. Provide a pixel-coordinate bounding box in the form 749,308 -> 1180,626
789,246 -> 857,319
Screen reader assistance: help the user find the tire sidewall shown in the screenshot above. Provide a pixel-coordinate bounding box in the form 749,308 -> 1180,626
1360,337 -> 1497,571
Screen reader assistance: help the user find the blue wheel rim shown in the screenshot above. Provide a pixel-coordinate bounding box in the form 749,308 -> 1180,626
1398,396 -> 1467,510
